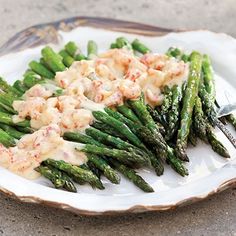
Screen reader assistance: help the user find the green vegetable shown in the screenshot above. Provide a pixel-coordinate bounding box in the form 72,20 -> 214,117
176,51 -> 202,161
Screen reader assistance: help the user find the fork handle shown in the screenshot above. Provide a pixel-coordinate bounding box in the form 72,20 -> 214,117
215,119 -> 236,149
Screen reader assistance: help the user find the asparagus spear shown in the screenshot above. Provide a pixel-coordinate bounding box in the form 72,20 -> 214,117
199,55 -> 217,124
63,131 -> 105,147
75,54 -> 87,61
77,143 -> 151,167
0,128 -> 16,147
0,77 -> 22,97
0,111 -> 30,127
166,47 -> 182,59
64,41 -> 87,61
85,126 -> 163,173
86,161 -> 101,179
110,159 -> 154,192
44,159 -> 104,189
127,99 -> 167,153
181,54 -> 190,63
91,121 -> 126,139
23,71 -> 45,88
0,123 -> 24,139
165,85 -> 182,140
160,86 -> 172,115
0,105 -> 8,113
110,43 -> 118,49
117,104 -> 142,124
202,55 -> 215,101
59,50 -> 74,67
87,154 -> 120,184
226,114 -> 236,130
131,39 -> 151,54
35,165 -> 77,192
166,147 -> 189,177
64,41 -> 78,57
12,80 -> 27,94
0,94 -> 17,114
15,126 -> 34,134
188,125 -> 197,146
85,127 -> 134,150
146,104 -> 168,128
87,40 -> 98,59
104,107 -> 137,131
41,46 -> 66,72
206,124 -> 230,158
193,96 -> 207,142
29,61 -> 55,79
93,110 -> 145,149
88,125 -> 163,175
116,37 -> 132,50
176,51 -> 202,161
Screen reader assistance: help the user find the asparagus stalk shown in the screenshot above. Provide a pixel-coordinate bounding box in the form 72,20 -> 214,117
188,125 -> 197,146
146,104 -> 167,128
127,99 -> 167,154
15,126 -> 34,134
0,94 -> 17,114
85,127 -> 134,150
117,104 -> 142,124
87,154 -> 120,184
85,127 -> 163,173
64,41 -> 87,61
44,159 -> 104,189
166,47 -> 182,59
110,42 -> 118,49
116,37 -> 132,50
87,126 -> 163,175
12,80 -> 27,94
87,40 -> 98,59
193,96 -> 207,142
23,71 -> 45,88
59,50 -> 74,67
91,121 -> 126,139
86,161 -> 101,179
0,77 -> 22,97
77,143 -> 151,167
160,86 -> 172,115
0,128 -> 16,147
226,114 -> 236,130
93,110 -> 145,150
41,46 -> 66,73
29,61 -> 55,79
110,159 -> 154,192
35,165 -> 77,192
167,147 -> 189,177
0,111 -> 30,127
131,39 -> 151,54
64,41 -> 78,57
63,131 -> 105,147
176,51 -> 202,161
206,124 -> 230,158
202,55 -> 215,101
165,85 -> 182,140
200,55 -> 217,124
0,123 -> 24,139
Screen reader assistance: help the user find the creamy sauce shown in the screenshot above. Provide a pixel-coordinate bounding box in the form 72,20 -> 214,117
5,48 -> 188,179
0,125 -> 87,179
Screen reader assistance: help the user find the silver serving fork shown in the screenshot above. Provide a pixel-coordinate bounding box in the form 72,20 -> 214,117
215,90 -> 236,148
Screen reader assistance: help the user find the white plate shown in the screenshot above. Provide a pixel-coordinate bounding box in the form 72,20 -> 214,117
0,18 -> 235,215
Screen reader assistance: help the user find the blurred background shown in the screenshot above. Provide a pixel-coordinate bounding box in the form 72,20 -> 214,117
0,0 -> 235,235
0,0 -> 236,45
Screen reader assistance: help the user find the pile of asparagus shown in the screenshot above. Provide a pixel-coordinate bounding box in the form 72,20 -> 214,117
0,37 -> 234,193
